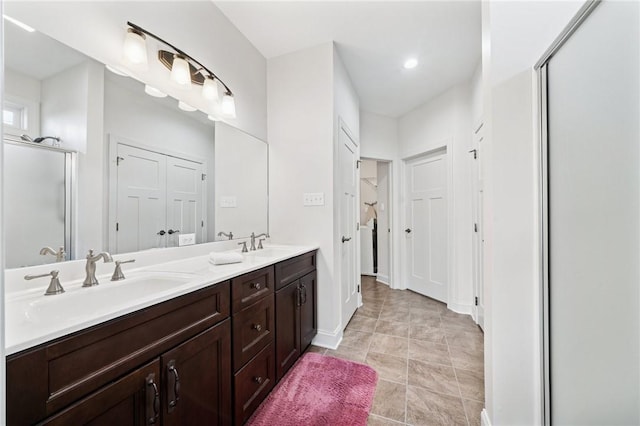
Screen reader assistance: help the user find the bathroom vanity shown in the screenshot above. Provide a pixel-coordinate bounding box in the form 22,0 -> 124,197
5,246 -> 317,425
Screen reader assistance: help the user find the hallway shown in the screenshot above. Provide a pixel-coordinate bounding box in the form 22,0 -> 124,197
311,277 -> 484,425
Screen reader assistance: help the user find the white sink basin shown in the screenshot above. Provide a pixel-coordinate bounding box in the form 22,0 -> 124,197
246,247 -> 293,258
8,272 -> 195,326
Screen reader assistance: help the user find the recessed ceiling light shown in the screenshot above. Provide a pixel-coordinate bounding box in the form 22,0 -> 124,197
404,58 -> 418,69
3,15 -> 35,33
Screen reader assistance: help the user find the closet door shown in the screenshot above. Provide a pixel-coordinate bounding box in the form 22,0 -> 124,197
116,144 -> 167,253
544,1 -> 639,424
166,156 -> 204,246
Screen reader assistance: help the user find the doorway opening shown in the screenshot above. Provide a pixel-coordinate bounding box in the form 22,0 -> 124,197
359,159 -> 392,288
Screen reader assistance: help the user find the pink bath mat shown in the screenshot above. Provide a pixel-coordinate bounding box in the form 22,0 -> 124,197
247,352 -> 378,426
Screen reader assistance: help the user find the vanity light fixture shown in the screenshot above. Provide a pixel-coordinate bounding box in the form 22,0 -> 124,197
178,101 -> 197,112
3,15 -> 35,33
144,85 -> 167,98
124,21 -> 236,118
221,92 -> 236,119
123,28 -> 148,66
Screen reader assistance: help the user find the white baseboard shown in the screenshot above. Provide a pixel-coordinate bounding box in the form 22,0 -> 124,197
447,301 -> 473,315
376,274 -> 390,285
361,273 -> 376,277
481,409 -> 491,426
312,327 -> 343,350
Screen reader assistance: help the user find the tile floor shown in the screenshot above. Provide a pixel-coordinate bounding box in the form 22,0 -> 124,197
308,276 -> 484,426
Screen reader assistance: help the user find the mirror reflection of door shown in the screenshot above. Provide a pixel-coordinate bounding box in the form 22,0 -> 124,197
114,143 -> 204,254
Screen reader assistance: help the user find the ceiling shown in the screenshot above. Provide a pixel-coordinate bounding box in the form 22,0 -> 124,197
215,1 -> 481,118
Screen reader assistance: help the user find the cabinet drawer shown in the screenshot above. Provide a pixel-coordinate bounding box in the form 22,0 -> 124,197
233,295 -> 274,370
234,342 -> 275,425
231,266 -> 274,313
274,251 -> 316,290
7,282 -> 231,425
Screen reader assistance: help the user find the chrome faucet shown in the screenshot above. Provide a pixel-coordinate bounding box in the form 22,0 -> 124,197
217,231 -> 234,240
40,246 -> 66,262
83,249 -> 113,287
24,270 -> 65,295
250,232 -> 269,251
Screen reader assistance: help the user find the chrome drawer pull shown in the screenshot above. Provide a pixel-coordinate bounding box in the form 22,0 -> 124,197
251,282 -> 262,290
253,376 -> 264,385
252,323 -> 262,332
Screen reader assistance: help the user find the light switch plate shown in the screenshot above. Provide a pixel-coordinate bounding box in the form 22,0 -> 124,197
220,196 -> 237,208
178,233 -> 196,246
303,192 -> 324,206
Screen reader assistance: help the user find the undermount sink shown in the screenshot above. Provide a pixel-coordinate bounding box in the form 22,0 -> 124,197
10,272 -> 195,325
245,247 -> 292,258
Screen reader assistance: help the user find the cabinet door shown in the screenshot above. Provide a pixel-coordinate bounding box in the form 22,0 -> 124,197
275,281 -> 301,381
300,271 -> 317,351
161,320 -> 232,426
40,360 -> 161,426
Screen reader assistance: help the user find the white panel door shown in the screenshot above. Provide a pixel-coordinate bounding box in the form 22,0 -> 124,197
116,144 -> 167,253
166,156 -> 204,247
340,126 -> 359,328
472,126 -> 485,329
405,152 -> 448,302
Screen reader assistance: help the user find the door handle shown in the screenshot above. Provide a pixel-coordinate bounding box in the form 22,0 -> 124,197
341,236 -> 351,243
157,230 -> 166,236
167,360 -> 180,413
168,229 -> 180,235
145,374 -> 160,425
405,228 -> 412,233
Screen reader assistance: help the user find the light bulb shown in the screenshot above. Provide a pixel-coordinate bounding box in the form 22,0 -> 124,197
178,101 -> 197,112
403,58 -> 418,69
123,28 -> 148,66
144,85 -> 167,98
171,55 -> 192,89
221,92 -> 236,118
202,76 -> 220,101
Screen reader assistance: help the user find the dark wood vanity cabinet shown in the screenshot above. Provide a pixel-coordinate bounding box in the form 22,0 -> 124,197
275,252 -> 317,381
7,251 -> 317,426
231,266 -> 276,424
7,283 -> 232,426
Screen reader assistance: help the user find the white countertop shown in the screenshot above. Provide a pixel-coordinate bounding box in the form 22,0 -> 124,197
5,244 -> 317,355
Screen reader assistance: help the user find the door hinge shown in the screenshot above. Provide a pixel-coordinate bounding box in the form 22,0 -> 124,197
357,222 -> 360,231
116,222 -> 119,232
201,173 -> 207,181
357,285 -> 361,293
116,156 -> 124,166
201,220 -> 204,227
475,296 -> 478,306
356,160 -> 361,169
474,223 -> 478,233
469,149 -> 477,159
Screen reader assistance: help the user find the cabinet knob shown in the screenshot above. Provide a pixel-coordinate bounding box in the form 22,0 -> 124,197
253,376 -> 264,385
252,323 -> 262,332
251,282 -> 262,290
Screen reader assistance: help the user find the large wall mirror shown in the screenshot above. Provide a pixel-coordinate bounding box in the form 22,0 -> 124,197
3,16 -> 268,268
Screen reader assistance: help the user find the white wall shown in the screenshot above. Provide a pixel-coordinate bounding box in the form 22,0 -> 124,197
268,43 -> 339,345
360,110 -> 397,161
398,83 -> 474,314
4,68 -> 41,138
5,1 -> 267,141
481,1 -> 585,425
470,61 -> 483,130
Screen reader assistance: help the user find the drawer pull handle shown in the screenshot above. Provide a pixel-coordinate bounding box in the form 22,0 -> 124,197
253,376 -> 264,385
251,282 -> 262,290
252,323 -> 262,332
146,373 -> 160,425
167,360 -> 181,413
